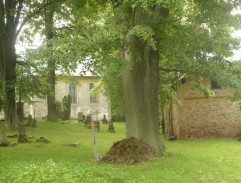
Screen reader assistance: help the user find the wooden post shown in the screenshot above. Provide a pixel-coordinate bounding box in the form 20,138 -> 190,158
91,122 -> 97,160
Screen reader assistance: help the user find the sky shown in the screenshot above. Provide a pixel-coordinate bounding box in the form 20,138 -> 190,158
231,30 -> 241,60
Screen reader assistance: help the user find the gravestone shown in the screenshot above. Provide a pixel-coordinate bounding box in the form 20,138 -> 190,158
78,112 -> 84,123
17,102 -> 28,143
96,153 -> 102,161
36,137 -> 49,143
102,115 -> 108,124
27,114 -> 33,126
85,115 -> 91,125
94,121 -> 100,131
85,121 -> 100,131
109,121 -> 115,133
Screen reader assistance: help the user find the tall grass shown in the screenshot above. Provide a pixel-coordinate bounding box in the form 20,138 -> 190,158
0,120 -> 241,183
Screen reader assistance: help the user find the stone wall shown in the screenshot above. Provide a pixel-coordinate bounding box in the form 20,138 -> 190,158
173,79 -> 241,139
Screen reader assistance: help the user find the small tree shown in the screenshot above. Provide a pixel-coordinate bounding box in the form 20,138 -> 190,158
56,95 -> 72,121
62,95 -> 71,121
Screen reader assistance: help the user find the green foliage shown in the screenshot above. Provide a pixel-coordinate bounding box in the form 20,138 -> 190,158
55,95 -> 72,120
159,72 -> 181,107
191,77 -> 215,98
128,25 -> 157,49
16,58 -> 51,103
63,0 -> 241,111
55,100 -> 63,119
62,95 -> 72,120
0,160 -> 139,183
15,0 -> 241,114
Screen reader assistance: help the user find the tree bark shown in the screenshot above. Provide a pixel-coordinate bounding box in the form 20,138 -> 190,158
0,0 -> 4,72
122,40 -> 165,155
45,0 -> 57,121
3,34 -> 18,129
113,4 -> 168,155
47,59 -> 57,121
0,0 -> 19,130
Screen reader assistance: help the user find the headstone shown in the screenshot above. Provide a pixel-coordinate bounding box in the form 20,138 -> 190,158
17,102 -> 28,143
36,137 -> 49,143
96,153 -> 102,161
85,114 -> 91,125
27,114 -> 33,126
63,141 -> 80,147
94,121 -> 100,131
78,112 -> 84,123
108,121 -> 115,133
85,121 -> 100,131
102,115 -> 108,124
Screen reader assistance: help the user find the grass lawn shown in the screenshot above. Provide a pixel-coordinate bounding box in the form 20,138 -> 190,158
1,120 -> 241,183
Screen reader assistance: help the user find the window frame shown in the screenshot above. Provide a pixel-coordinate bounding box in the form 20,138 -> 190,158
69,84 -> 78,104
89,83 -> 98,104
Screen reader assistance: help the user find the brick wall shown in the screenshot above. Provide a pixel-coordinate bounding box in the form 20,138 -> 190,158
174,79 -> 241,139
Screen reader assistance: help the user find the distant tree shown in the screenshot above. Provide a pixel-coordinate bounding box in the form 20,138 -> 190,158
0,0 -> 22,129
0,0 -> 65,129
44,0 -> 58,121
25,0 -> 102,121
62,95 -> 71,120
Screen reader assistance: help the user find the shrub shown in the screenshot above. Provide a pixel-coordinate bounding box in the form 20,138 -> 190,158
0,160 -> 142,183
55,95 -> 71,121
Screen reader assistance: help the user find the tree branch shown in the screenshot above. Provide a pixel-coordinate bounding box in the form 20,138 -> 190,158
14,0 -> 24,29
159,67 -> 200,75
16,0 -> 66,37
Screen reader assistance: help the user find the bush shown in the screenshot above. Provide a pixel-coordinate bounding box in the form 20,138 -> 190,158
55,95 -> 71,121
62,95 -> 71,121
0,160 -> 142,183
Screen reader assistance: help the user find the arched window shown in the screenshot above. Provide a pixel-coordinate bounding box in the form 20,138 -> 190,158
89,83 -> 97,103
69,84 -> 77,103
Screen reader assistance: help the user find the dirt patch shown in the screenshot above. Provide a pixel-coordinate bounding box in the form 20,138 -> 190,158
102,137 -> 155,164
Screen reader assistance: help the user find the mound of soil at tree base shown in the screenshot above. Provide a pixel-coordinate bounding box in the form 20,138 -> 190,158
102,137 -> 155,164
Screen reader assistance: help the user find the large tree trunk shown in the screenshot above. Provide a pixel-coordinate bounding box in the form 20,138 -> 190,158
0,0 -> 4,72
0,0 -> 19,130
47,60 -> 57,121
122,40 -> 164,155
3,78 -> 18,130
113,3 -> 168,155
3,35 -> 18,130
45,0 -> 57,121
